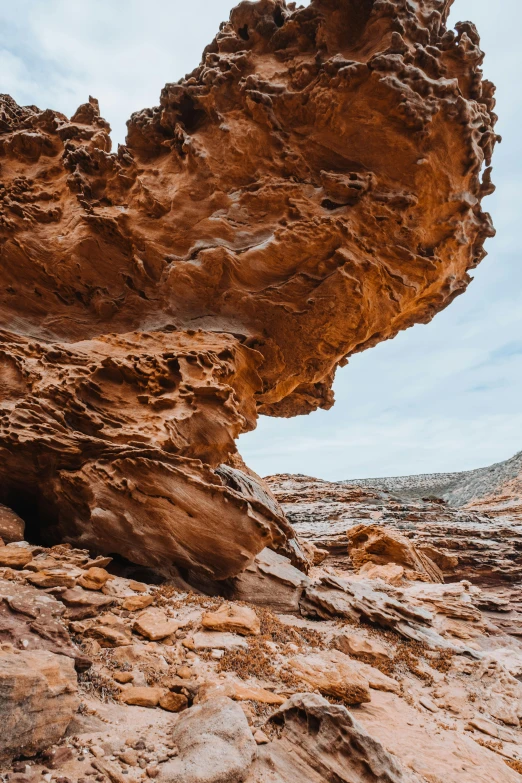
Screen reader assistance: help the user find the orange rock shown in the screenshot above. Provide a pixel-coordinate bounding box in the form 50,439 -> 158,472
159,691 -> 188,713
26,570 -> 76,589
122,594 -> 154,611
201,604 -> 260,636
77,567 -> 110,591
133,609 -> 179,641
289,651 -> 371,705
347,524 -> 444,584
0,0 -> 497,581
331,631 -> 391,664
0,546 -> 33,569
113,671 -> 134,684
120,687 -> 163,708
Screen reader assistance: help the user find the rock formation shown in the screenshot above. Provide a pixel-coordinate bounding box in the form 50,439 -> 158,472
267,466 -> 522,585
0,0 -> 498,579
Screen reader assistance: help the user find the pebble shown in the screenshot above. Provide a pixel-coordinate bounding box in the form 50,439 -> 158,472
253,730 -> 270,745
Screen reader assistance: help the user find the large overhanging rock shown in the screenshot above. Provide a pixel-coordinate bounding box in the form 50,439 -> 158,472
0,0 -> 497,578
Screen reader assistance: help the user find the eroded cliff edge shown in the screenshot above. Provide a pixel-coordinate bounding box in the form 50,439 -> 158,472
0,0 -> 498,578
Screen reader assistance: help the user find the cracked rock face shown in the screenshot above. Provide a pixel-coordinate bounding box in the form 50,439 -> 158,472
0,0 -> 496,577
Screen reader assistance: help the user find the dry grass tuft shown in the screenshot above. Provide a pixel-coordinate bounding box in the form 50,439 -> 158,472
505,758 -> 522,775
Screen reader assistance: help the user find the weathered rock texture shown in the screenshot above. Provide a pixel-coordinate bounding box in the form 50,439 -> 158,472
0,0 -> 497,577
0,648 -> 78,762
268,469 -> 522,585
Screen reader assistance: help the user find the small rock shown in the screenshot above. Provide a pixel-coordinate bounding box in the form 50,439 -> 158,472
0,545 -> 33,569
78,568 -> 110,591
146,767 -> 159,779
201,603 -> 260,636
113,671 -> 134,684
119,750 -> 139,766
185,632 -> 248,651
90,746 -> 105,758
26,570 -> 76,589
332,631 -> 391,663
42,746 -> 74,768
82,557 -> 113,570
129,581 -> 147,593
122,595 -> 154,612
253,730 -> 270,745
133,609 -> 178,641
120,687 -> 163,708
84,623 -> 132,648
176,666 -> 192,680
159,692 -> 188,713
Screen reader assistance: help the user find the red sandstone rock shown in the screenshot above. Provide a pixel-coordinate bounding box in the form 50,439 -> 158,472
0,0 -> 497,578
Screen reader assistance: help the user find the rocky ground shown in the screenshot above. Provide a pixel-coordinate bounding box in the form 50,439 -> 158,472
2,488 -> 522,783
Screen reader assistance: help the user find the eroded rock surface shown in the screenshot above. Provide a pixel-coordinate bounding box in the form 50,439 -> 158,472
0,648 -> 78,762
0,0 -> 497,577
268,472 -> 522,584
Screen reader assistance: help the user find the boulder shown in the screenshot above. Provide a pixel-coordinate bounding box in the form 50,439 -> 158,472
230,549 -> 311,613
77,566 -> 110,591
158,697 -> 256,783
346,524 -> 444,583
253,693 -> 424,782
0,505 -> 25,543
56,586 -> 115,620
0,544 -> 33,568
288,650 -> 371,705
84,619 -> 132,648
0,648 -> 78,762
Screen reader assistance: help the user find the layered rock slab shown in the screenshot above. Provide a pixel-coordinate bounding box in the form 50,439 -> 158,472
0,0 -> 497,576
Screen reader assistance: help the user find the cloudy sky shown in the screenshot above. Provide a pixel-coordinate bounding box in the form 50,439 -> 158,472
1,1 -> 520,480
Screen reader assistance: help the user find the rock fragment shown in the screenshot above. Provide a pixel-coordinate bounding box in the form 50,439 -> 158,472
201,603 -> 260,636
133,609 -> 179,641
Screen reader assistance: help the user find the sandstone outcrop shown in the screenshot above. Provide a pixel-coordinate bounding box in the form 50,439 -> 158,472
0,0 -> 497,579
252,693 -> 424,782
268,472 -> 522,584
346,523 -> 444,583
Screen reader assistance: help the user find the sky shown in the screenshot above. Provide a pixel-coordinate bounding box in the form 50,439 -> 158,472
1,0 -> 521,481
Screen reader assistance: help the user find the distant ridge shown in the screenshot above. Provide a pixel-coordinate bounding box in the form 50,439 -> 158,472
342,450 -> 522,507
